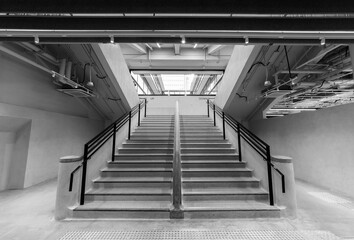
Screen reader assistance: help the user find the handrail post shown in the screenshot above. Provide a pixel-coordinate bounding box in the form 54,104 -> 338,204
213,104 -> 216,126
222,112 -> 226,140
111,122 -> 116,162
207,99 -> 210,117
79,146 -> 88,205
138,103 -> 141,126
266,146 -> 275,206
237,124 -> 242,162
171,100 -> 184,219
128,111 -> 132,140
144,98 -> 147,117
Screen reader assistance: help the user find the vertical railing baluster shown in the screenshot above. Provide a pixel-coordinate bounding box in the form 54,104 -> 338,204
80,145 -> 88,205
266,146 -> 274,206
128,111 -> 132,140
213,104 -> 216,126
237,124 -> 242,162
207,99 -> 210,117
111,122 -> 116,162
138,104 -> 141,126
144,99 -> 147,117
222,112 -> 225,140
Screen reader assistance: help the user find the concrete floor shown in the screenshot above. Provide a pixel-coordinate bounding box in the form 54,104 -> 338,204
0,179 -> 353,240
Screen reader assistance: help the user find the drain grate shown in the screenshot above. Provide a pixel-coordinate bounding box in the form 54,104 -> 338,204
308,192 -> 354,209
59,230 -> 340,240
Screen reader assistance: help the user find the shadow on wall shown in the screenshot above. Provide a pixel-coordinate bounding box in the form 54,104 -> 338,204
0,116 -> 31,191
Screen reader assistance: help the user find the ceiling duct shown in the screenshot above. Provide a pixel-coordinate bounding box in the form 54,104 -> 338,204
57,88 -> 96,98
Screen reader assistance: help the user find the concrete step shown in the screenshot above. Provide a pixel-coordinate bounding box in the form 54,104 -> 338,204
122,143 -> 173,148
108,160 -> 173,168
181,160 -> 245,168
115,154 -> 173,160
118,148 -> 174,154
182,188 -> 268,201
183,177 -> 260,188
101,168 -> 172,177
133,129 -> 174,133
180,135 -> 223,139
93,177 -> 172,188
182,168 -> 252,177
181,143 -> 232,148
181,139 -> 229,143
129,136 -> 174,140
73,201 -> 171,219
125,139 -> 174,144
85,188 -> 172,201
131,132 -> 175,136
183,201 -> 280,218
181,148 -> 236,154
181,154 -> 239,160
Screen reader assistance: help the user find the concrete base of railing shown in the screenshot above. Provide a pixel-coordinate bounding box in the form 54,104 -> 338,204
272,155 -> 297,219
55,155 -> 82,220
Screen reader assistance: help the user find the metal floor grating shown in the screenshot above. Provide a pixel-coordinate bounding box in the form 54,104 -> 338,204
59,230 -> 341,240
308,192 -> 354,209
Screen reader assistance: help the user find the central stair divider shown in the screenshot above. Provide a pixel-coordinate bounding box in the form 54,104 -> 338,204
170,101 -> 184,219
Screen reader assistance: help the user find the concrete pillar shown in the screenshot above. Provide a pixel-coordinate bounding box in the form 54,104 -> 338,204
272,155 -> 297,218
55,155 -> 82,220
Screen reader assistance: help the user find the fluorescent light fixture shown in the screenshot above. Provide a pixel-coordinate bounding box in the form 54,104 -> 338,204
156,43 -> 161,48
244,36 -> 249,45
266,114 -> 285,117
270,108 -> 317,111
193,43 -> 198,48
181,36 -> 186,44
110,36 -> 114,44
320,38 -> 326,46
34,35 -> 39,44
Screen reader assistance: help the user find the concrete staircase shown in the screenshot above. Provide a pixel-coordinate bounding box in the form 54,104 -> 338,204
73,114 -> 280,219
73,115 -> 174,219
180,115 -> 280,218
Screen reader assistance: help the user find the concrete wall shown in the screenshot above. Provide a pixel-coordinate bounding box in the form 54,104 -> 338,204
0,52 -> 104,189
92,44 -> 140,111
214,45 -> 261,110
146,96 -> 211,115
249,103 -> 354,198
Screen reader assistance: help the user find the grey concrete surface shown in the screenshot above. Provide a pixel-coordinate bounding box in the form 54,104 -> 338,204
0,179 -> 353,239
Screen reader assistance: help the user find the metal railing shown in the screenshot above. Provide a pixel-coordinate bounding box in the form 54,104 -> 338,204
68,99 -> 147,205
207,100 -> 285,206
171,101 -> 183,218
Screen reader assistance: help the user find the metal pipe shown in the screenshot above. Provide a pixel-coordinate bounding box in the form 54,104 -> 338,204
222,112 -> 225,140
80,146 -> 88,205
128,111 -> 132,140
237,124 -> 242,162
213,104 -> 216,126
111,122 -> 116,162
266,146 -> 274,206
17,42 -> 59,65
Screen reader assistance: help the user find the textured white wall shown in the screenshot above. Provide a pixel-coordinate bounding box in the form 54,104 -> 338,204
250,103 -> 354,198
0,53 -> 104,189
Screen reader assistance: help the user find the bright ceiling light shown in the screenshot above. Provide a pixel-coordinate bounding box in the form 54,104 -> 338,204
34,35 -> 39,44
193,43 -> 198,48
181,36 -> 186,44
264,80 -> 272,87
156,43 -> 161,48
269,108 -> 317,111
244,36 -> 249,45
320,38 -> 326,46
110,36 -> 114,44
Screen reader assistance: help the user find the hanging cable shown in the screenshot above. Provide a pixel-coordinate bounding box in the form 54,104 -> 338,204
284,46 -> 293,79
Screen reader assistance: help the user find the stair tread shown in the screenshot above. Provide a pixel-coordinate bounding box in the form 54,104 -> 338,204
94,177 -> 172,182
182,168 -> 251,172
182,160 -> 243,163
181,153 -> 238,156
182,177 -> 259,182
102,168 -> 173,172
75,201 -> 171,211
181,148 -> 236,150
87,188 -> 172,195
183,201 -> 279,211
109,160 -> 173,163
115,153 -> 173,156
183,187 -> 267,194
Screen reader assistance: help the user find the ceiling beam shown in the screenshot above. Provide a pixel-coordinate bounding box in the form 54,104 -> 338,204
174,44 -> 180,55
208,45 -> 224,54
128,43 -> 146,54
2,0 -> 354,14
3,16 -> 354,32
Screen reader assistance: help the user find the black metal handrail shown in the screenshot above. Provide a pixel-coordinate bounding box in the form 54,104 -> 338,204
207,100 -> 285,206
68,99 -> 147,205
